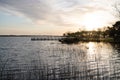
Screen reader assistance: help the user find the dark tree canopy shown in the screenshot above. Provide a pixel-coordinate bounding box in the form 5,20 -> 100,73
113,21 -> 120,30
113,21 -> 120,36
61,21 -> 120,43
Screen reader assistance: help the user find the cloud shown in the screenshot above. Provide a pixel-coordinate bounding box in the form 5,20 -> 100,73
0,0 -> 118,28
0,0 -> 51,19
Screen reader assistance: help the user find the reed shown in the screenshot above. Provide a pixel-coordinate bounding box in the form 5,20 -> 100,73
0,42 -> 120,80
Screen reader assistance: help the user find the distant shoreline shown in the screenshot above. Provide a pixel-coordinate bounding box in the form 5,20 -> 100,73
59,37 -> 120,44
0,35 -> 62,37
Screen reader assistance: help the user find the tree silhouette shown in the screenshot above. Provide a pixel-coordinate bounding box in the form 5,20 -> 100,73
107,21 -> 120,41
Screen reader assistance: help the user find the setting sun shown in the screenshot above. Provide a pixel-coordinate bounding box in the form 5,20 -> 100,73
82,12 -> 109,31
0,0 -> 120,80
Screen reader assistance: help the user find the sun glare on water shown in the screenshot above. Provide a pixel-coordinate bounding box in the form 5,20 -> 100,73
82,12 -> 107,31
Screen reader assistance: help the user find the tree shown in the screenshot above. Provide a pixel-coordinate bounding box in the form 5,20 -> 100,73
113,21 -> 120,36
107,21 -> 120,42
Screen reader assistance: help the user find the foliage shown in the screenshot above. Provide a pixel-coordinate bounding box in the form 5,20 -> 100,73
107,21 -> 120,42
60,21 -> 120,43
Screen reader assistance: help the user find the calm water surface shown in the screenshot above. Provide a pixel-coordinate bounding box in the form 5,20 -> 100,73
0,37 -> 120,80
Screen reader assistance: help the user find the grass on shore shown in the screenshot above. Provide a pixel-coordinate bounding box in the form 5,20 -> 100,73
59,37 -> 117,44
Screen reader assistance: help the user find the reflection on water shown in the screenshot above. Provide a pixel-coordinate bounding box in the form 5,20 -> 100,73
0,37 -> 120,80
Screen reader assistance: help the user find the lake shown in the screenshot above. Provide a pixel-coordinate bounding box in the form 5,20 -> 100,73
0,37 -> 120,80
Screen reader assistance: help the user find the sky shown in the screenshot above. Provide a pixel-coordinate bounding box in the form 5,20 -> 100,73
0,0 -> 120,35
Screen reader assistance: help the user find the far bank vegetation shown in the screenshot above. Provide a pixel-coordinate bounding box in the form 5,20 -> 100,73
60,21 -> 120,44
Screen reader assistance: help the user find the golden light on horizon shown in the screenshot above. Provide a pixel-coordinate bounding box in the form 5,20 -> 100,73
82,12 -> 108,31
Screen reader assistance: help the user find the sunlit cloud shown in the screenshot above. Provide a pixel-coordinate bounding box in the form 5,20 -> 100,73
0,0 -> 119,32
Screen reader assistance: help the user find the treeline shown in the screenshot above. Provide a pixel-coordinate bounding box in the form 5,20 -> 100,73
60,21 -> 120,43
